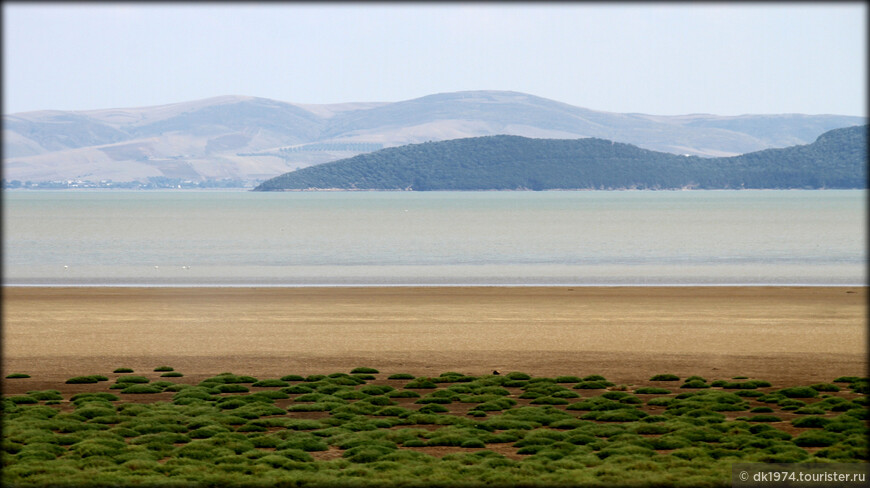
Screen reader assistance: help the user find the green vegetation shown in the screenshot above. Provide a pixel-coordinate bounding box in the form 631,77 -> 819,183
350,367 -> 380,374
114,375 -> 150,384
254,126 -> 867,191
64,375 -> 108,384
635,387 -> 671,395
5,373 -> 30,379
251,379 -> 289,387
387,373 -> 415,380
3,369 -> 866,487
778,386 -> 819,398
153,366 -> 174,372
679,379 -> 710,389
650,374 -> 680,381
112,368 -> 134,373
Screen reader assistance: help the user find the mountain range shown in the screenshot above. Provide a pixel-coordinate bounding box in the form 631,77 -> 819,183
254,125 -> 867,191
2,90 -> 865,184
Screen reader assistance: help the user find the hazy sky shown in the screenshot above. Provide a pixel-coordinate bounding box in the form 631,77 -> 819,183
3,2 -> 866,116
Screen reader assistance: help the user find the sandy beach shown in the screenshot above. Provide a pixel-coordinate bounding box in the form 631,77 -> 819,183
2,286 -> 866,394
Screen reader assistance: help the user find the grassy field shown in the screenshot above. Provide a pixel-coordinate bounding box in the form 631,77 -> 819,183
3,366 -> 867,487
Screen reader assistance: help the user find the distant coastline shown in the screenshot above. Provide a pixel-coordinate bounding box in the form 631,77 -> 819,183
255,127 -> 867,191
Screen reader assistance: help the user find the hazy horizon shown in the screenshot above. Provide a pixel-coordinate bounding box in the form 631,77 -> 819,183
2,3 -> 866,117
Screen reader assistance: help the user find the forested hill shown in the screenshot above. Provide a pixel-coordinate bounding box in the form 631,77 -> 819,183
253,125 -> 867,191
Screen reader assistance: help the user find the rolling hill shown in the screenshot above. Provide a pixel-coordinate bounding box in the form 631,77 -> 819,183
3,91 -> 865,185
253,125 -> 867,191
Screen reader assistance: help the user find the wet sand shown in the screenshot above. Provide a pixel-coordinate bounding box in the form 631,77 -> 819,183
2,286 -> 866,393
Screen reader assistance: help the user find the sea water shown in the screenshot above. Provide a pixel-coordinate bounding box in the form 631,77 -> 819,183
2,190 -> 865,286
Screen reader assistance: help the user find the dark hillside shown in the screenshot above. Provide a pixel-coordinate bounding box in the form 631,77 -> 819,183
254,125 -> 867,191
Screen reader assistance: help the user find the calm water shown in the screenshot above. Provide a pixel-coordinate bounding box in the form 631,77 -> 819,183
2,190 -> 866,286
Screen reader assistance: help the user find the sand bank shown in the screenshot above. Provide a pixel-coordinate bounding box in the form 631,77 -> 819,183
3,286 -> 865,391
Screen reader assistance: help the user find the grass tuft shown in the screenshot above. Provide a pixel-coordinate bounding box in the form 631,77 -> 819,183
350,367 -> 379,374
387,373 -> 415,380
65,375 -> 108,384
634,387 -> 671,395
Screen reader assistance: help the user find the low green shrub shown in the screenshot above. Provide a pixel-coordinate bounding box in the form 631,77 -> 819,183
750,407 -> 774,413
650,374 -> 680,381
530,396 -> 570,405
580,375 -> 605,382
153,366 -> 174,372
646,397 -> 673,407
26,390 -> 63,401
350,367 -> 379,374
362,396 -> 395,407
793,406 -> 827,415
416,395 -> 453,405
418,404 -> 449,414
584,409 -> 649,422
360,385 -> 395,396
809,383 -> 841,392
115,375 -> 150,384
343,444 -> 396,463
387,373 -> 415,380
279,374 -> 305,382
70,392 -> 119,402
791,416 -> 831,428
844,408 -> 868,420
404,378 -> 438,389
215,384 -> 249,394
832,376 -> 863,383
777,386 -> 818,398
120,384 -> 163,394
65,375 -> 107,384
160,372 -> 183,378
792,430 -> 842,447
251,379 -> 289,387
777,399 -> 806,411
634,387 -> 671,394
573,381 -> 611,390
5,373 -> 30,379
679,380 -> 710,389
758,393 -> 786,403
113,368 -> 134,373
282,384 -> 314,394
505,372 -> 531,380
554,376 -> 582,383
747,415 -> 782,423
386,390 -> 420,399
735,390 -> 765,397
7,395 -> 38,404
601,391 -> 630,400
276,434 -> 329,452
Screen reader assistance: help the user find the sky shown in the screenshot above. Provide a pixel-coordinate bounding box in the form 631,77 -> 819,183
2,2 -> 867,116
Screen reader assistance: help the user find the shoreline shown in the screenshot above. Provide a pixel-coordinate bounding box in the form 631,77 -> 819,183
4,285 -> 866,388
4,282 -> 866,288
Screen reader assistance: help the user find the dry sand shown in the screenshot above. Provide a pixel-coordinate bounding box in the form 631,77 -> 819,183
2,286 -> 866,394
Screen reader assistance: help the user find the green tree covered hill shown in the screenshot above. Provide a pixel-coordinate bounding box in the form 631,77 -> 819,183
254,125 -> 867,191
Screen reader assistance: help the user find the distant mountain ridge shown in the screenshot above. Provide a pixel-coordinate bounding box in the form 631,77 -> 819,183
254,125 -> 867,191
3,90 -> 865,184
